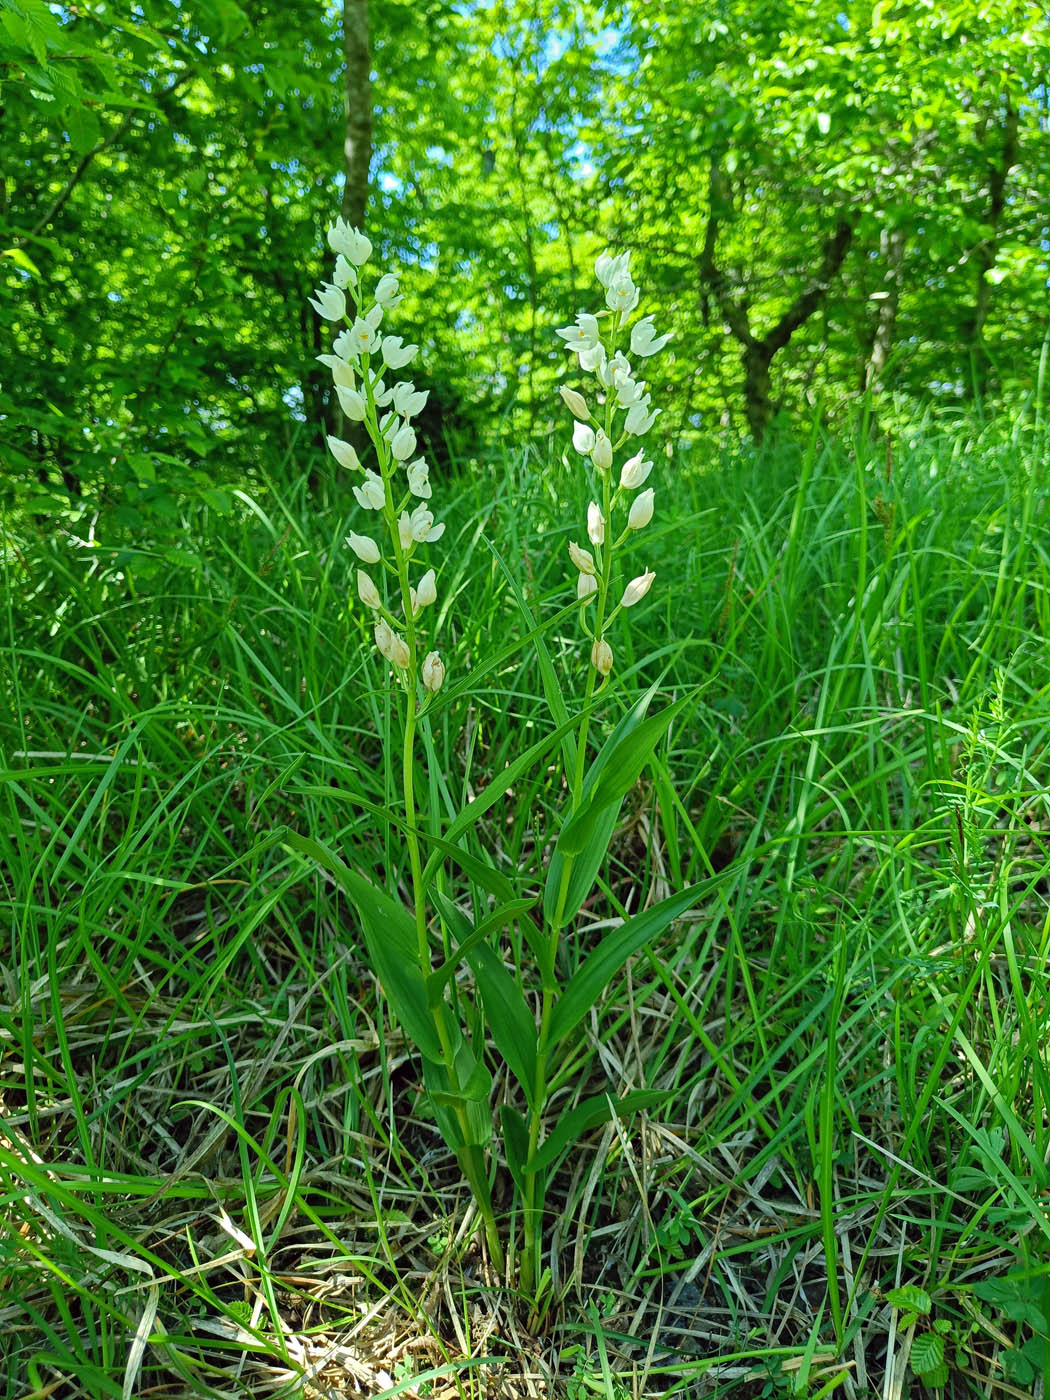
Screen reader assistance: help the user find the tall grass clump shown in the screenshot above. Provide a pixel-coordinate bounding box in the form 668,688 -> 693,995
2,314 -> 1049,1397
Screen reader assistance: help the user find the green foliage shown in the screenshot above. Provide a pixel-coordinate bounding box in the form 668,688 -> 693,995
4,0 -> 1050,517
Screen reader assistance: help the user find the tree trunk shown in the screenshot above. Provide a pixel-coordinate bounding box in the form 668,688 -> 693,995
862,226 -> 906,393
742,344 -> 774,441
341,0 -> 372,232
699,158 -> 855,442
964,95 -> 1018,396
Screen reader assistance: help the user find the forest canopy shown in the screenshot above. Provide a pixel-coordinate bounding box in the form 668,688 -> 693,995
3,0 -> 1049,511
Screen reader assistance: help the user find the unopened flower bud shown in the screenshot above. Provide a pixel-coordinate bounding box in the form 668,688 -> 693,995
577,571 -> 598,602
374,619 -> 395,660
390,422 -> 417,462
572,421 -> 596,455
591,638 -> 613,676
398,511 -> 415,552
336,385 -> 368,421
559,386 -> 590,421
568,540 -> 596,575
422,651 -> 445,692
327,435 -> 361,471
621,568 -> 656,607
389,632 -> 411,669
332,359 -> 356,389
333,254 -> 357,289
374,273 -> 400,305
628,487 -> 654,530
415,567 -> 437,608
357,570 -> 381,609
587,501 -> 605,546
346,531 -> 381,564
591,430 -> 613,472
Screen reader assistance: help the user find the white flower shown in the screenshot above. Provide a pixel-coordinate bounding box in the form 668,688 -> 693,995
409,503 -> 445,542
591,430 -> 613,471
591,637 -> 614,675
614,371 -> 646,408
579,342 -> 607,373
374,273 -> 400,305
346,531 -> 380,563
598,350 -> 631,388
630,315 -> 672,357
382,335 -> 419,369
336,385 -> 368,421
625,399 -> 660,437
414,568 -> 437,608
398,511 -> 415,552
392,382 -> 429,417
587,500 -> 605,546
568,540 -> 596,575
628,487 -> 654,530
560,386 -> 590,420
422,651 -> 445,692
308,283 -> 346,322
555,312 -> 600,352
328,219 -> 372,264
390,422 -> 417,462
621,569 -> 656,607
333,255 -> 357,290
327,435 -> 361,470
572,421 -> 596,455
357,569 -> 381,609
353,471 -> 386,511
606,274 -> 639,318
365,302 -> 384,330
595,250 -> 630,288
347,316 -> 380,358
619,450 -> 653,489
371,378 -> 393,407
577,571 -> 598,602
332,328 -> 355,360
407,458 -> 431,498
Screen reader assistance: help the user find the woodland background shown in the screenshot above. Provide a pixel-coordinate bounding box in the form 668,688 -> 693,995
3,0 -> 1050,515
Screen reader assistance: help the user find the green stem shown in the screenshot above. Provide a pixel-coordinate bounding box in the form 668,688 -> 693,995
520,324 -> 624,1294
363,368 -> 504,1273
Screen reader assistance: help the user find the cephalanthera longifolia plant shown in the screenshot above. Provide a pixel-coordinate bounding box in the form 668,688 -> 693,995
289,218 -> 698,1304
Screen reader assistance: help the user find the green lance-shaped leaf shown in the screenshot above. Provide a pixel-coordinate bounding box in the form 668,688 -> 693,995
420,707 -> 585,888
426,892 -> 539,1007
548,881 -> 705,1048
523,1089 -> 668,1175
291,784 -> 522,903
465,941 -> 540,1109
282,829 -> 442,1065
430,886 -> 540,1103
544,687 -> 690,927
423,1056 -> 492,1151
500,1103 -> 531,1199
